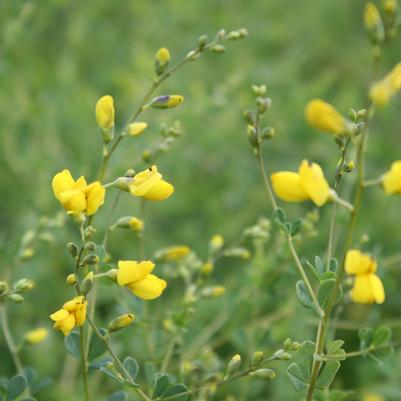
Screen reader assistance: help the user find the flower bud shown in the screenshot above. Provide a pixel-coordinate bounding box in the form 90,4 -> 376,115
200,262 -> 214,275
198,35 -> 209,50
8,293 -> 24,303
150,95 -> 184,109
95,95 -> 115,143
202,286 -> 226,299
251,351 -> 264,368
19,248 -> 34,260
108,313 -> 135,333
84,242 -> 97,252
243,109 -> 255,125
80,254 -> 99,267
383,0 -> 397,14
256,97 -> 271,114
142,150 -> 152,163
283,337 -> 292,350
155,48 -> 170,75
226,354 -> 241,376
261,126 -> 275,140
15,279 -> 34,292
249,368 -> 276,380
343,160 -> 355,173
364,2 -> 385,43
186,50 -> 200,61
67,242 -> 79,258
84,226 -> 96,240
116,216 -> 144,232
238,28 -> 249,38
25,328 -> 48,345
81,272 -> 94,295
211,44 -> 226,53
66,274 -> 77,285
247,124 -> 258,147
227,30 -> 241,40
210,234 -> 224,251
0,282 -> 8,296
252,84 -> 267,96
155,246 -> 191,262
128,122 -> 148,137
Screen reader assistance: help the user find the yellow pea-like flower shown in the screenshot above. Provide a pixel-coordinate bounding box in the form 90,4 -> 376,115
50,296 -> 87,336
383,160 -> 401,194
305,99 -> 347,135
25,328 -> 48,345
129,165 -> 174,201
95,95 -> 115,130
351,273 -> 385,304
52,169 -> 105,216
345,249 -> 377,275
117,260 -> 167,300
271,160 -> 330,206
128,122 -> 148,137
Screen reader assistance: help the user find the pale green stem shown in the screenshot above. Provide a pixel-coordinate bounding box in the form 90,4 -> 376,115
363,176 -> 384,187
79,326 -> 90,401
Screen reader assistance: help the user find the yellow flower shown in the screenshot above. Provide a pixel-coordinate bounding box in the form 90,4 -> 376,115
383,160 -> 401,194
156,48 -> 170,64
271,160 -> 330,206
129,165 -> 174,201
52,169 -> 105,216
117,260 -> 167,300
50,296 -> 87,336
150,95 -> 184,109
25,328 -> 48,345
370,62 -> 401,106
95,95 -> 115,129
128,122 -> 148,137
128,217 -> 144,232
345,249 -> 385,305
364,2 -> 382,30
305,99 -> 347,135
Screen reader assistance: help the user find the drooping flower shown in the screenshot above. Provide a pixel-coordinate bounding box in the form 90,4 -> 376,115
129,165 -> 174,201
117,260 -> 167,300
50,296 -> 87,336
25,328 -> 48,345
345,249 -> 385,304
52,169 -> 105,216
95,95 -> 115,130
305,99 -> 347,135
383,160 -> 401,194
271,160 -> 330,206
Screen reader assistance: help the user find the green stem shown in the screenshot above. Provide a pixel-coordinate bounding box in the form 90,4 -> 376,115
161,336 -> 177,372
79,326 -> 90,401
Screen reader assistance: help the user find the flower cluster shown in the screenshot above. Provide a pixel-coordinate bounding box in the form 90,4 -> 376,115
345,250 -> 385,304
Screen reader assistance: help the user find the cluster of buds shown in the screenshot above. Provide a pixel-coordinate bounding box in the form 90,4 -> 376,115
243,84 -> 274,152
0,278 -> 35,304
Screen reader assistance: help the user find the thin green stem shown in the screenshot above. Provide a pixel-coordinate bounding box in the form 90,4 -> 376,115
161,336 -> 177,372
79,326 -> 90,401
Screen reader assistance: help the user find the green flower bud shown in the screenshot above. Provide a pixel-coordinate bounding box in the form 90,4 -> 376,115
84,226 -> 96,240
150,95 -> 184,109
84,242 -> 97,252
256,97 -> 271,114
249,368 -> 276,380
0,282 -> 9,296
108,313 -> 135,333
9,293 -> 24,303
15,279 -> 35,292
243,109 -> 255,125
226,354 -> 241,376
80,254 -> 99,267
211,44 -> 226,53
81,272 -> 94,295
261,126 -> 275,140
198,35 -> 209,50
251,351 -> 264,368
186,50 -> 200,61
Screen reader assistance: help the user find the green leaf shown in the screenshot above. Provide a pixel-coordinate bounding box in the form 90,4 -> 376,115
315,256 -> 324,275
305,260 -> 320,283
291,219 -> 302,237
152,373 -> 170,399
295,341 -> 315,382
273,208 -> 286,224
316,360 -> 340,389
371,327 -> 391,347
7,375 -> 27,401
162,384 -> 189,401
318,279 -> 342,311
295,280 -> 313,309
320,271 -> 336,281
371,345 -> 393,360
287,363 -> 308,391
327,340 -> 346,361
123,357 -> 139,382
0,378 -> 8,391
64,331 -> 81,359
99,367 -> 124,384
88,328 -> 108,361
107,391 -> 128,401
284,222 -> 292,234
359,328 -> 373,350
328,258 -> 338,273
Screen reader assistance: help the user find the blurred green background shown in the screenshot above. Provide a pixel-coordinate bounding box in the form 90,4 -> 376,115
1,0 -> 401,400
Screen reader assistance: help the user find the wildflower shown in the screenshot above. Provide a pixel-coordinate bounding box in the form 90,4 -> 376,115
150,95 -> 184,109
52,169 -> 105,216
50,296 -> 87,336
25,328 -> 48,345
117,260 -> 167,300
95,95 -> 115,130
155,48 -> 170,75
370,62 -> 401,106
155,246 -> 191,262
129,165 -> 174,201
271,160 -> 330,206
108,313 -> 135,333
345,249 -> 385,304
128,122 -> 148,137
383,160 -> 401,194
305,99 -> 347,135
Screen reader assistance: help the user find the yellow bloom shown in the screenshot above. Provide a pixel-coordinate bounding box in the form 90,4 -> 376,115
117,260 -> 167,300
351,274 -> 385,304
305,99 -> 347,135
383,160 -> 401,194
52,169 -> 105,216
128,122 -> 148,137
25,328 -> 48,345
271,160 -> 330,206
95,95 -> 115,129
150,95 -> 184,109
128,217 -> 144,232
129,165 -> 174,201
364,2 -> 382,30
50,296 -> 87,336
345,249 -> 385,305
345,249 -> 377,275
156,48 -> 170,64
370,62 -> 401,106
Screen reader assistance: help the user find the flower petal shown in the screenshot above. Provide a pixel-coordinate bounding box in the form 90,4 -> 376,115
85,181 -> 106,216
270,172 -> 309,202
299,160 -> 330,206
117,260 -> 155,286
128,274 -> 167,300
143,180 -> 174,201
52,170 -> 75,201
383,161 -> 401,195
345,249 -> 376,275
